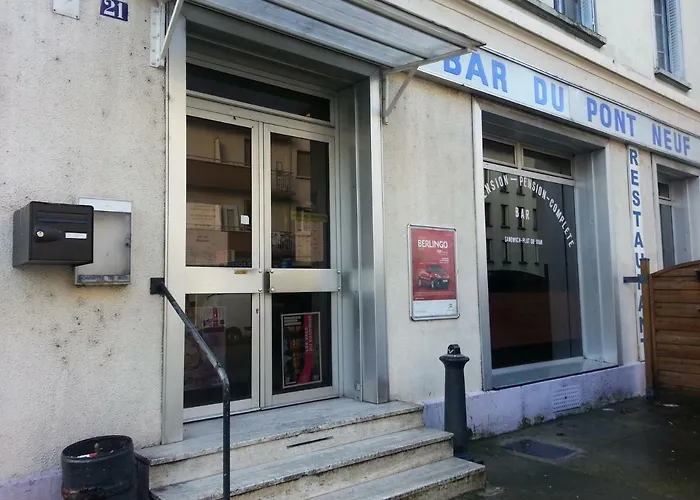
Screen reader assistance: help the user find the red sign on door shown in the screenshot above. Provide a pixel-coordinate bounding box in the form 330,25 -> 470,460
409,225 -> 459,320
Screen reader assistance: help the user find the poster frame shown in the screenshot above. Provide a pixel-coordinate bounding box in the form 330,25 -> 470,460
408,224 -> 460,321
281,311 -> 323,389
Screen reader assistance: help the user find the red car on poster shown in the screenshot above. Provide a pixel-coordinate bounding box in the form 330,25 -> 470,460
416,263 -> 451,289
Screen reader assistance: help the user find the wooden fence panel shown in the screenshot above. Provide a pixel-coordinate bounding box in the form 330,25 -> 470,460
642,259 -> 700,396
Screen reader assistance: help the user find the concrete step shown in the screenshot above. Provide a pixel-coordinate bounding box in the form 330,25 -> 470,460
139,399 -> 423,489
310,458 -> 486,500
150,427 -> 453,500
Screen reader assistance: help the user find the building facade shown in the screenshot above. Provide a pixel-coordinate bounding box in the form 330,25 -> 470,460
2,0 -> 699,496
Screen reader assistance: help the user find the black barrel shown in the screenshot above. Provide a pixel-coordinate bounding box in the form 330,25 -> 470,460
61,435 -> 137,499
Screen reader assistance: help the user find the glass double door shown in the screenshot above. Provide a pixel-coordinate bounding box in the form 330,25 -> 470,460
183,106 -> 338,420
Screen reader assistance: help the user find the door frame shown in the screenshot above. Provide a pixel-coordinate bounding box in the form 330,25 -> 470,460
261,122 -> 340,408
162,20 -> 394,447
181,110 -> 263,422
164,92 -> 342,433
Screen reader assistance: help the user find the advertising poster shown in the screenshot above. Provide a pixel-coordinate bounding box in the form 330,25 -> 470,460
409,225 -> 459,320
282,312 -> 322,388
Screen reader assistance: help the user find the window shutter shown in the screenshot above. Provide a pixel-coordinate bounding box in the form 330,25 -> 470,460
666,0 -> 685,77
579,0 -> 596,30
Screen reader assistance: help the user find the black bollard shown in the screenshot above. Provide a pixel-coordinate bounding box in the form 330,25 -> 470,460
440,344 -> 471,460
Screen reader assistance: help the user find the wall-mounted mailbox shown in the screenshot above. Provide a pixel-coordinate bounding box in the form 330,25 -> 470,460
13,201 -> 94,266
74,198 -> 132,286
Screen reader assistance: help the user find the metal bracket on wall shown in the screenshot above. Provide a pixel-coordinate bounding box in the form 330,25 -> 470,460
150,0 -> 185,68
381,47 -> 478,125
623,275 -> 648,285
150,277 -> 166,295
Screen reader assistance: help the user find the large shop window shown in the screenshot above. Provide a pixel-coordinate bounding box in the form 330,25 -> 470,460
483,139 -> 582,371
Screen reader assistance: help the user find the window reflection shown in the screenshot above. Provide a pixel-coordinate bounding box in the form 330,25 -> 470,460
186,117 -> 253,268
270,133 -> 330,269
184,294 -> 253,408
484,168 -> 582,369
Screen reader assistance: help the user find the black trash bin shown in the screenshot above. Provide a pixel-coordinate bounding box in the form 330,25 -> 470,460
61,435 -> 137,500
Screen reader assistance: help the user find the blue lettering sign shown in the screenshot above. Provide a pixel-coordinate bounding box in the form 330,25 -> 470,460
534,78 -> 565,111
534,77 -> 547,105
629,148 -> 639,166
615,109 -> 626,134
466,53 -> 488,86
674,134 -> 683,154
587,98 -> 638,137
628,146 -> 646,352
600,103 -> 612,128
651,123 -> 691,156
630,169 -> 639,186
633,210 -> 642,227
652,124 -> 662,147
551,85 -> 565,112
424,52 -> 699,166
664,128 -> 672,151
444,56 -> 461,75
492,60 -> 508,93
628,114 -> 637,137
586,97 -> 597,122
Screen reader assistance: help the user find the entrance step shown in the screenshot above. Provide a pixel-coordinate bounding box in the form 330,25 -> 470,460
139,399 -> 423,489
310,458 -> 486,500
150,427 -> 454,500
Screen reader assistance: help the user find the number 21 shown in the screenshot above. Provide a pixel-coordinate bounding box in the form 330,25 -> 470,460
101,0 -> 128,21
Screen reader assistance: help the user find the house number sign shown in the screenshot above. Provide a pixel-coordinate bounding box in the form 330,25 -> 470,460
100,0 -> 128,22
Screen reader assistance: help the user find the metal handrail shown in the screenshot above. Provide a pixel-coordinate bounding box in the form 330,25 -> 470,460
150,278 -> 230,499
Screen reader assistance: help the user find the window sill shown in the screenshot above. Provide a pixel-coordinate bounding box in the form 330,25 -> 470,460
654,69 -> 692,92
508,0 -> 606,48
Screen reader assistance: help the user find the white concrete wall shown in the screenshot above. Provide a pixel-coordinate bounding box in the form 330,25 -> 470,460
595,0 -> 657,80
0,0 -> 165,487
383,76 -> 483,402
679,0 -> 700,100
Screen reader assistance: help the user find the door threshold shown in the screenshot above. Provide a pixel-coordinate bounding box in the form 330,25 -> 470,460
184,395 -> 341,424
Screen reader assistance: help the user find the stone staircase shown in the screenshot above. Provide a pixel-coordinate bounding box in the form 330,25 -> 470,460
138,399 -> 485,499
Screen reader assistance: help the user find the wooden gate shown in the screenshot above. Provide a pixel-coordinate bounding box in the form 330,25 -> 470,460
641,259 -> 700,396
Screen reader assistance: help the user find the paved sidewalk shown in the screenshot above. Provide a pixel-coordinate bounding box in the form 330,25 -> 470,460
461,397 -> 700,499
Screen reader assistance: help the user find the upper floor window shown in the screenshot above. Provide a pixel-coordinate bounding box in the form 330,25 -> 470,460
654,0 -> 684,79
554,0 -> 596,31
